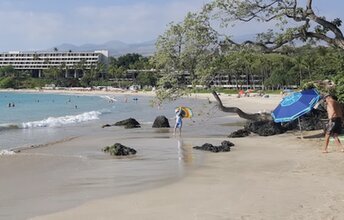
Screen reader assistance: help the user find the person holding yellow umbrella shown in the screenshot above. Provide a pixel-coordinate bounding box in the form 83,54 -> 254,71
173,106 -> 193,136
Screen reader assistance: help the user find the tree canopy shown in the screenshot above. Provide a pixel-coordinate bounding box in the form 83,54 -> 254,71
205,0 -> 344,51
153,0 -> 344,102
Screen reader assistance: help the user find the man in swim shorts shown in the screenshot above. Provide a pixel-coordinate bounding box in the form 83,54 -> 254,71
323,95 -> 343,153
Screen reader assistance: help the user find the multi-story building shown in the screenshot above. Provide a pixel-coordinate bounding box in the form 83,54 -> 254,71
211,74 -> 264,89
0,50 -> 109,78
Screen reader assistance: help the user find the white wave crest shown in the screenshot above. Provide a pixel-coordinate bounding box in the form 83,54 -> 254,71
21,111 -> 102,128
100,95 -> 117,102
0,150 -> 16,155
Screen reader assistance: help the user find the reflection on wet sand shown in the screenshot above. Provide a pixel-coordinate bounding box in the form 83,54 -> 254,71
177,139 -> 193,166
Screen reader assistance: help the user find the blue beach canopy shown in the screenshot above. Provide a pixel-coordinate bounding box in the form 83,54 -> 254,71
272,89 -> 320,123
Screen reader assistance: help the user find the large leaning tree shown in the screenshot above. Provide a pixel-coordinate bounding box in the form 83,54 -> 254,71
205,0 -> 343,51
153,11 -> 220,102
153,0 -> 343,121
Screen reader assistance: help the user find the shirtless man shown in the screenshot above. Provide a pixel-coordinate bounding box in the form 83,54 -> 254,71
323,95 -> 343,153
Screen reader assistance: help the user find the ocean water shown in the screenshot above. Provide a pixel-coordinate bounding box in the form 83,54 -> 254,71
0,92 -> 164,150
0,92 -> 109,126
0,92 -> 225,150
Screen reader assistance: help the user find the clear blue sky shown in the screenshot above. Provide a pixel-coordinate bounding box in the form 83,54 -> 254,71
0,0 -> 342,52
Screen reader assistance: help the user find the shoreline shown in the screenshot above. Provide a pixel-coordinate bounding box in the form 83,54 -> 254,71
0,88 -> 157,97
10,136 -> 80,153
0,89 -> 160,151
0,91 -> 224,219
3,89 -> 341,220
31,131 -> 344,220
32,94 -> 344,220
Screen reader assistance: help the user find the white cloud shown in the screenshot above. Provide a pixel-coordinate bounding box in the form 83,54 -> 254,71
70,1 -> 208,43
0,0 -> 209,51
0,10 -> 64,51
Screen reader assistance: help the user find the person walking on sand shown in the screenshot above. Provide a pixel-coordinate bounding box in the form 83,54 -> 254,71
173,107 -> 183,136
323,95 -> 344,153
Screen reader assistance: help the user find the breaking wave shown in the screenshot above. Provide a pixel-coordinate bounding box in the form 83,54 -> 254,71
21,111 -> 102,129
100,95 -> 117,102
0,150 -> 16,155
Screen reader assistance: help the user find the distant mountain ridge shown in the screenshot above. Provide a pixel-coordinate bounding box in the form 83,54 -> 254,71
51,40 -> 156,57
50,34 -> 258,57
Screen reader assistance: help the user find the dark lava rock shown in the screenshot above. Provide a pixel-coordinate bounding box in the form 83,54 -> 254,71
114,118 -> 141,129
280,109 -> 327,131
299,109 -> 327,131
221,140 -> 235,148
228,129 -> 251,138
244,109 -> 327,136
152,115 -> 170,128
102,143 -> 137,156
101,124 -> 111,128
245,120 -> 286,136
193,140 -> 234,153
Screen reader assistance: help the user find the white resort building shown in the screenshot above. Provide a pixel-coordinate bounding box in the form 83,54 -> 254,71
0,50 -> 109,78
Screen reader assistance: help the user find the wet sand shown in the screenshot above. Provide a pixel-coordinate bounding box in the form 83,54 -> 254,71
32,133 -> 344,220
2,92 -> 344,220
0,132 -> 208,220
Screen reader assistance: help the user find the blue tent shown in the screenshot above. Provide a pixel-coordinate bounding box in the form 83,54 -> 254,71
272,89 -> 321,123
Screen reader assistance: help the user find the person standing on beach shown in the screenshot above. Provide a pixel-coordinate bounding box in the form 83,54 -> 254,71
323,95 -> 344,153
173,107 -> 183,136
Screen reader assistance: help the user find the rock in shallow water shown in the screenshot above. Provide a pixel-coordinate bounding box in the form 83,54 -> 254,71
114,118 -> 141,129
102,143 -> 137,156
193,140 -> 234,153
101,124 -> 111,128
152,115 -> 170,128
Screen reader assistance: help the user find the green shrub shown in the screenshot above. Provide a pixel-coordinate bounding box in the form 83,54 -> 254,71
334,73 -> 344,103
0,77 -> 16,88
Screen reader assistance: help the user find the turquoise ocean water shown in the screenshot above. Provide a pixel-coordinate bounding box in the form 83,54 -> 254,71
0,92 -> 221,150
0,92 -> 170,150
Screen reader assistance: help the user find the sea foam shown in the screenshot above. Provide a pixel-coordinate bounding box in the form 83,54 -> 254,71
0,150 -> 16,155
21,111 -> 102,128
100,95 -> 117,102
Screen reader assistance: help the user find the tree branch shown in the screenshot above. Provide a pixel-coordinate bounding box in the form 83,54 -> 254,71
305,31 -> 334,45
212,91 -> 272,121
306,0 -> 313,11
308,14 -> 344,39
209,0 -> 344,50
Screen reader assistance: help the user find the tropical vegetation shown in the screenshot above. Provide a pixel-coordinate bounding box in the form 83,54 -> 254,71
153,0 -> 344,102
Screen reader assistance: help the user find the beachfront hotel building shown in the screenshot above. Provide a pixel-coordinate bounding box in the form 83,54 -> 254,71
0,50 -> 109,78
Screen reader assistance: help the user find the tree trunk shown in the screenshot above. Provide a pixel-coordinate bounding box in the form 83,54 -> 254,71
212,91 -> 272,121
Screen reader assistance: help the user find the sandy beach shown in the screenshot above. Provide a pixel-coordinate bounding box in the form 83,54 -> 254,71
32,134 -> 344,220
2,90 -> 344,220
